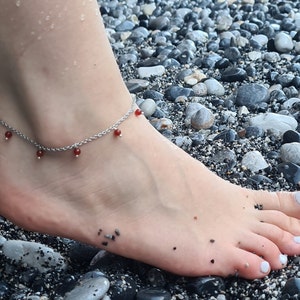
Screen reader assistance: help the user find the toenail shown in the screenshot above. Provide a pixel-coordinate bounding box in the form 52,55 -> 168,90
279,254 -> 288,265
295,192 -> 300,205
294,236 -> 300,244
260,261 -> 270,273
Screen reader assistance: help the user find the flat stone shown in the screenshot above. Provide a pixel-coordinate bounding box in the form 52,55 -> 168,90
138,66 -> 165,78
2,240 -> 67,273
136,288 -> 172,300
249,113 -> 297,137
278,162 -> 300,185
241,151 -> 269,172
64,276 -> 110,300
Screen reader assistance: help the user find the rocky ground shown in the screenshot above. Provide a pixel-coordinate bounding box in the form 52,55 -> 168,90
1,0 -> 300,299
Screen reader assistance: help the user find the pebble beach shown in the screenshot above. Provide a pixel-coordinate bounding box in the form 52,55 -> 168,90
1,0 -> 300,299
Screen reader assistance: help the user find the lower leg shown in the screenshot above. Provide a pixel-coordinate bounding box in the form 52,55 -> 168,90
1,0 -> 300,279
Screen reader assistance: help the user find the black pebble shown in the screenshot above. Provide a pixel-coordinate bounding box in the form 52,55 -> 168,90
281,278 -> 300,298
282,130 -> 300,144
186,276 -> 225,297
136,288 -> 172,300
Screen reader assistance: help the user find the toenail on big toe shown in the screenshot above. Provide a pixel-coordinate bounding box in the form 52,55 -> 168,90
279,254 -> 288,266
260,261 -> 270,273
294,236 -> 300,244
295,192 -> 300,205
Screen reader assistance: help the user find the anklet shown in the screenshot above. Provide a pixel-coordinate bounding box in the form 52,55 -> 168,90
0,99 -> 143,159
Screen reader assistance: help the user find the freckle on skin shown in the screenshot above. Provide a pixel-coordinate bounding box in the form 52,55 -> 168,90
210,259 -> 215,264
102,241 -> 108,246
210,239 -> 215,243
193,216 -> 198,220
173,247 -> 177,251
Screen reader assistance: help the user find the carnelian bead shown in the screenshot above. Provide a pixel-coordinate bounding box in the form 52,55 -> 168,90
36,150 -> 44,159
134,108 -> 143,116
5,131 -> 12,140
73,147 -> 81,157
114,129 -> 122,137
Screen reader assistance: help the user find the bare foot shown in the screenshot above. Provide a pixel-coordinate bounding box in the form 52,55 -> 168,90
1,107 -> 300,279
1,0 -> 300,280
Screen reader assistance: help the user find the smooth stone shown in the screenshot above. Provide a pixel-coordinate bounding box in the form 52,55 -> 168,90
249,113 -> 298,137
141,3 -> 156,16
242,151 -> 269,172
274,32 -> 294,53
136,288 -> 171,300
224,47 -> 241,62
138,65 -> 165,78
281,97 -> 300,110
280,142 -> 300,164
2,240 -> 67,273
277,74 -> 295,87
278,162 -> 300,185
186,277 -> 225,297
165,86 -> 194,101
245,126 -> 265,138
148,16 -> 170,30
192,82 -> 207,96
143,90 -> 164,101
221,67 -> 247,82
282,130 -> 300,144
0,235 -> 7,246
235,83 -> 269,108
115,20 -> 135,32
191,107 -> 215,130
186,30 -> 208,43
204,78 -> 225,96
175,136 -> 193,150
140,99 -> 157,117
212,149 -> 236,164
281,278 -> 300,297
263,52 -> 281,63
64,276 -> 110,300
68,241 -> 99,265
213,129 -> 237,143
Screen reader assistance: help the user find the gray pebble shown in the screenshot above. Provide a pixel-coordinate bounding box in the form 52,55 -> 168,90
280,142 -> 300,164
2,240 -> 67,273
281,98 -> 300,110
242,151 -> 269,172
150,118 -> 173,131
140,99 -> 157,117
191,107 -> 215,130
138,65 -> 165,78
274,32 -> 294,53
249,113 -> 298,137
204,78 -> 225,96
64,276 -> 110,300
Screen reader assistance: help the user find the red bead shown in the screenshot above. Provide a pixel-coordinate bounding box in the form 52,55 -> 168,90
114,129 -> 122,137
73,147 -> 81,157
5,131 -> 12,140
36,149 -> 44,159
134,108 -> 143,116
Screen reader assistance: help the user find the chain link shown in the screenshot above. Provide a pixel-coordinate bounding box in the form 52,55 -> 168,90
0,98 -> 136,152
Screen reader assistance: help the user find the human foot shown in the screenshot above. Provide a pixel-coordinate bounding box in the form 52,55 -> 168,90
1,107 -> 300,279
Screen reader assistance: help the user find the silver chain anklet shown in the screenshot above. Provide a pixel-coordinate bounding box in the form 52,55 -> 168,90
0,99 -> 143,158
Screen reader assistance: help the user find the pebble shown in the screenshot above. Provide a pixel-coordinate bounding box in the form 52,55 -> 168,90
280,142 -> 300,164
282,130 -> 300,144
213,129 -> 237,143
2,240 -> 67,273
191,107 -> 215,130
204,78 -> 225,96
235,83 -> 269,109
136,288 -> 171,300
186,277 -> 225,297
64,276 -> 110,300
221,67 -> 247,82
281,97 -> 300,110
138,65 -> 166,78
150,118 -> 173,131
278,162 -> 300,185
281,278 -> 300,297
249,113 -> 298,137
139,99 -> 157,117
274,32 -> 294,53
165,86 -> 193,101
241,151 -> 269,172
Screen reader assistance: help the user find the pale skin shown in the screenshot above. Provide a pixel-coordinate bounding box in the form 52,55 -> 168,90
0,0 -> 300,280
